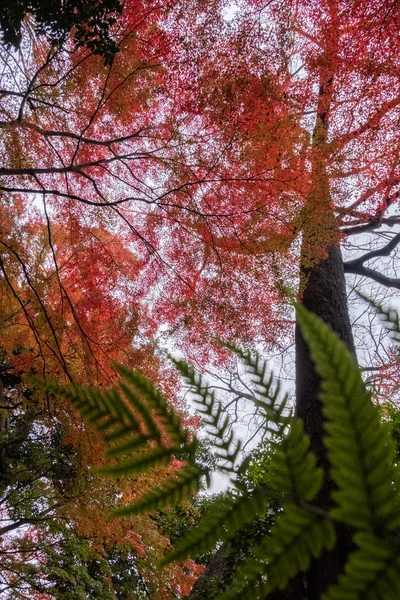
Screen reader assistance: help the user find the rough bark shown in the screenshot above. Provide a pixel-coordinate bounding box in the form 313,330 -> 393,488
189,543 -> 234,600
190,15 -> 353,597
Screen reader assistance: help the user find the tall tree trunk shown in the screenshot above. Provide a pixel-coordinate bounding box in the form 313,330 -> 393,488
189,241 -> 357,600
294,242 -> 356,599
190,7 -> 350,598
296,244 -> 356,480
292,13 -> 356,588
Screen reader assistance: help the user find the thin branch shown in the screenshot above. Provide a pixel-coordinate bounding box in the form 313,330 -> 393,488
0,120 -> 150,147
0,505 -> 60,537
343,232 -> 400,289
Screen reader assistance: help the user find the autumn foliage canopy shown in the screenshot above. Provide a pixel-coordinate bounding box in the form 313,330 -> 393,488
0,0 -> 400,597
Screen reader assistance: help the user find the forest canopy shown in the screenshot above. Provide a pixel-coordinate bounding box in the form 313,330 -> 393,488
0,0 -> 400,598
0,0 -> 122,62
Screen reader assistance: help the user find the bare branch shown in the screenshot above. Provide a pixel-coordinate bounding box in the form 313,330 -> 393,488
342,216 -> 400,235
344,264 -> 400,289
344,232 -> 400,267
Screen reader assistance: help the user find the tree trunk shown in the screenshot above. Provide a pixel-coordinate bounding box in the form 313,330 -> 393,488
296,243 -> 356,482
294,242 -> 356,599
190,17 -> 351,596
188,242 -> 356,600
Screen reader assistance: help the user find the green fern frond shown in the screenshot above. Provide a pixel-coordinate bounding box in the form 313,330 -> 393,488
35,379 -> 136,440
117,381 -> 161,441
219,505 -> 335,600
95,388 -> 140,439
172,359 -> 241,468
356,293 -> 400,345
161,486 -> 270,567
112,465 -> 205,518
323,532 -> 400,600
378,306 -> 400,344
34,369 -> 196,509
106,434 -> 152,457
296,304 -> 400,531
269,418 -> 323,502
114,364 -> 189,446
225,344 -> 290,435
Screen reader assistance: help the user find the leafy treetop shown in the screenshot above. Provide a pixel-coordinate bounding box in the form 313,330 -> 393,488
0,0 -> 123,64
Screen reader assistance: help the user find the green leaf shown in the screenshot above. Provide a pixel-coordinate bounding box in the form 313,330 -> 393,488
112,466 -> 205,518
115,364 -> 189,446
296,304 -> 400,531
96,446 -> 177,477
219,505 -> 335,600
225,344 -> 291,435
269,417 -> 323,502
323,532 -> 400,600
173,359 -> 241,468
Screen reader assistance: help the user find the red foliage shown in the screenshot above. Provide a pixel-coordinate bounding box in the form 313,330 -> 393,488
1,0 -> 400,595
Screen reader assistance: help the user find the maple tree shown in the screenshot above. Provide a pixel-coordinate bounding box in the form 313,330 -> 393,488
0,4 -> 204,597
1,0 -> 400,598
174,2 -> 400,597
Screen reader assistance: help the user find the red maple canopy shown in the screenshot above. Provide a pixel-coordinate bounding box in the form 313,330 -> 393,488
1,1 -> 400,598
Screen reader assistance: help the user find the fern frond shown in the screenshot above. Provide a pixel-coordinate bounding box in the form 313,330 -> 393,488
219,505 -> 335,600
106,434 -> 152,457
34,369 -> 196,511
296,304 -> 400,530
118,381 -> 161,441
161,486 -> 270,567
225,344 -> 290,435
115,364 -> 189,446
269,418 -> 323,502
172,359 -> 241,468
34,379 -> 131,436
356,293 -> 400,344
323,532 -> 400,600
35,378 -> 134,435
112,465 -> 205,517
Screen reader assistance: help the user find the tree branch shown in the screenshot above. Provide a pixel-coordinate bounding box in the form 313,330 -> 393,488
328,94 -> 400,154
344,264 -> 400,289
343,232 -> 400,289
342,216 -> 400,235
0,120 -> 150,147
344,232 -> 400,268
0,505 -> 60,537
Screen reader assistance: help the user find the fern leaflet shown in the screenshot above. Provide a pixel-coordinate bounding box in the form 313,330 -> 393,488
172,359 -> 241,469
323,532 -> 400,600
296,304 -> 400,531
161,486 -> 270,567
112,465 -> 205,517
219,506 -> 335,600
269,417 -> 323,502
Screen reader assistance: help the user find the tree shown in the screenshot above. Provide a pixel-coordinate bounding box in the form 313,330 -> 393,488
0,0 -> 122,63
0,4 -> 210,595
158,2 -> 400,594
41,306 -> 400,600
2,0 -> 400,597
